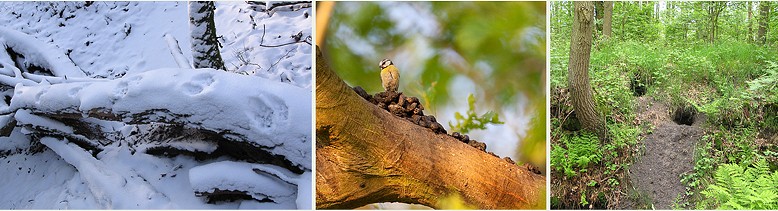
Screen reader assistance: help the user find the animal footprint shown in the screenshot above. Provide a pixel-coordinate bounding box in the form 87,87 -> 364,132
68,84 -> 89,98
182,73 -> 215,96
113,81 -> 129,100
35,87 -> 50,104
248,94 -> 289,130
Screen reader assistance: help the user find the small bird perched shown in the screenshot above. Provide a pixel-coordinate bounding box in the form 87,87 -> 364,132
379,59 -> 400,92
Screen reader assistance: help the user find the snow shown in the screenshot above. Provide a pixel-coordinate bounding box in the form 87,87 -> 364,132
189,161 -> 297,205
0,1 -> 312,209
0,26 -> 85,78
10,68 -> 312,170
14,109 -> 73,134
295,171 -> 313,209
164,34 -> 192,69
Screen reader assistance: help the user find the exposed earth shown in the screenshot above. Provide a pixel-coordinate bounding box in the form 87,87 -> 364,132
627,96 -> 705,209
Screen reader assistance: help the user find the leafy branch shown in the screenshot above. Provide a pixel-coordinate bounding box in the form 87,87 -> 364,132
448,94 -> 504,133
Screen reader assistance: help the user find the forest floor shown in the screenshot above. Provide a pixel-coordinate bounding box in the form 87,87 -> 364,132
624,95 -> 705,209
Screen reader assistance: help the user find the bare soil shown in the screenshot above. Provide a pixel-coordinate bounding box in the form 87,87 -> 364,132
627,96 -> 705,209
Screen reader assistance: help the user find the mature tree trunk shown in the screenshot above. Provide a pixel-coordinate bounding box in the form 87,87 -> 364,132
568,1 -> 606,142
314,47 -> 545,209
595,1 -> 604,33
189,1 -> 226,70
749,1 -> 754,43
603,1 -> 613,40
758,1 -> 770,45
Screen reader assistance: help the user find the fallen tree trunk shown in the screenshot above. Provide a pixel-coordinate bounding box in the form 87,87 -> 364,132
8,68 -> 312,171
315,47 -> 545,209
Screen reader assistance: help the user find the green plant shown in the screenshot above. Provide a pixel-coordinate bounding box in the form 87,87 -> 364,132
580,189 -> 588,206
699,159 -> 778,209
448,94 -> 504,133
551,131 -> 602,178
587,180 -> 597,187
680,139 -> 718,197
670,193 -> 689,210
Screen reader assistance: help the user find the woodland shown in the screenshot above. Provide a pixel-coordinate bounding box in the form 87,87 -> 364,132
551,1 -> 778,210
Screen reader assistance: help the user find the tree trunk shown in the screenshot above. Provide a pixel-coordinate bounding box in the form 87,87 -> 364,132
758,1 -> 770,45
595,1 -> 604,33
314,47 -> 545,209
568,1 -> 606,142
603,1 -> 614,40
189,1 -> 226,70
749,1 -> 754,43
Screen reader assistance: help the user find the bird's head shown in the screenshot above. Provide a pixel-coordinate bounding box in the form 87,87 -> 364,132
379,59 -> 393,70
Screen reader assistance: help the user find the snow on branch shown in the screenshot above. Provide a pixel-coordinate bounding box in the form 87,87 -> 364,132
0,26 -> 85,78
10,68 -> 312,170
41,137 -> 177,209
164,34 -> 192,69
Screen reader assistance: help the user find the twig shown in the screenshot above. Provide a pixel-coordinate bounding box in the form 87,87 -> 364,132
260,39 -> 311,47
268,48 -> 295,72
259,24 -> 312,47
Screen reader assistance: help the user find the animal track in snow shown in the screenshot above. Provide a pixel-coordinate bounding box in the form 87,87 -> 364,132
113,81 -> 129,100
182,73 -> 214,96
68,84 -> 89,98
35,87 -> 50,104
248,94 -> 288,130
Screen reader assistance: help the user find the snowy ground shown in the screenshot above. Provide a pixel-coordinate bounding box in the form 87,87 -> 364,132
0,1 -> 311,209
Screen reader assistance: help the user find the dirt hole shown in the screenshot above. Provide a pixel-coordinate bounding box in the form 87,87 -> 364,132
672,106 -> 697,126
630,74 -> 648,96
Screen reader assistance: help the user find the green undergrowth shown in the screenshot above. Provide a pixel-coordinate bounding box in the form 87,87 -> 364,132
551,39 -> 778,209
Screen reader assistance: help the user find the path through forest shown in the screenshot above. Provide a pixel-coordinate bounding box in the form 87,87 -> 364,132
628,96 -> 704,209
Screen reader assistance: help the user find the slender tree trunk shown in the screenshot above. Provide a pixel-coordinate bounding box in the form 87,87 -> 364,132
595,1 -> 604,34
568,1 -> 606,142
749,1 -> 754,43
758,1 -> 770,45
189,1 -> 226,70
603,1 -> 613,40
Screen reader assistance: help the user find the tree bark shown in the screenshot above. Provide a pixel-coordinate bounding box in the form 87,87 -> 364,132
189,1 -> 226,70
603,1 -> 613,40
595,1 -> 604,33
314,47 -> 545,209
749,1 -> 754,43
568,1 -> 606,142
758,1 -> 770,45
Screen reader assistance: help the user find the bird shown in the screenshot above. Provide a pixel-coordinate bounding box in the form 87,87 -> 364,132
379,59 -> 399,92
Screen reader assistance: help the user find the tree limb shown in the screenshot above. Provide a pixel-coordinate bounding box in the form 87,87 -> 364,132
315,46 -> 545,209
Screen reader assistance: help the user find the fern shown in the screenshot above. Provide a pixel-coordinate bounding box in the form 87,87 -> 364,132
551,131 -> 601,178
701,159 -> 778,209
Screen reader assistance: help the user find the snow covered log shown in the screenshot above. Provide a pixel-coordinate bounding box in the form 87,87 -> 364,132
315,47 -> 545,209
9,68 -> 312,171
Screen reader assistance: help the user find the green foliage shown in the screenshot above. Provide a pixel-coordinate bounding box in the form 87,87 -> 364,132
680,138 -> 719,197
327,2 -> 547,170
580,189 -> 588,206
603,124 -> 638,156
449,94 -> 504,133
670,193 -> 690,210
551,131 -> 602,178
699,159 -> 778,209
743,61 -> 778,103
